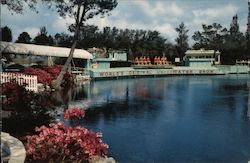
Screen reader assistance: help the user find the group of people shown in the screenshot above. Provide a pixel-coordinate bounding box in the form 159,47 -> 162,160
134,56 -> 169,66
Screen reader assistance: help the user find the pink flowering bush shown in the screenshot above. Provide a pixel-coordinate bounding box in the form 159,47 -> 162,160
24,66 -> 74,87
25,108 -> 108,162
24,67 -> 53,85
64,107 -> 85,120
25,122 -> 108,162
43,65 -> 62,79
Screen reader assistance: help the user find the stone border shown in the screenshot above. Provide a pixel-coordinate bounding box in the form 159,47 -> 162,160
1,132 -> 26,163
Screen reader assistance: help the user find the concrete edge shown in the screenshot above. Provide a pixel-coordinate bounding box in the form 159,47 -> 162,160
1,132 -> 26,163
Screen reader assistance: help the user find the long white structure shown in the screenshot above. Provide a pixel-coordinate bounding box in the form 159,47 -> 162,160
1,41 -> 93,59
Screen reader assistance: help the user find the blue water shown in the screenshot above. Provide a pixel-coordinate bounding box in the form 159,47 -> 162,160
63,75 -> 250,162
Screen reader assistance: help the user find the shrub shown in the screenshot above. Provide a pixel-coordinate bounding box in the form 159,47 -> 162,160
24,67 -> 53,85
24,66 -> 74,87
25,107 -> 108,162
2,81 -> 33,111
64,107 -> 85,120
25,123 -> 108,162
43,65 -> 62,79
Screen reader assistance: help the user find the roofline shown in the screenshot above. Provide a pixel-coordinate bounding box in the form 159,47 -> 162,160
1,41 -> 93,59
185,49 -> 220,56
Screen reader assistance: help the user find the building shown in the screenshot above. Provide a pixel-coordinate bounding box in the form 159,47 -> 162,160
1,41 -> 93,67
184,49 -> 221,67
90,50 -> 129,69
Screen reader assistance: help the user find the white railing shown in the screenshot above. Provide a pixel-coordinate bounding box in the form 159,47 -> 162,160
0,72 -> 38,92
236,59 -> 250,66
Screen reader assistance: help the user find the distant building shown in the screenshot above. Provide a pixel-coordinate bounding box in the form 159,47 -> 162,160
90,50 -> 129,69
87,47 -> 107,59
107,50 -> 127,61
184,49 -> 221,67
1,41 -> 93,67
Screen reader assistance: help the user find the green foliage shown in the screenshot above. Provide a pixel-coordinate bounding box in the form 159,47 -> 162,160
0,0 -> 38,14
1,26 -> 12,42
33,27 -> 54,45
175,22 -> 189,57
66,25 -> 169,59
16,32 -> 32,43
2,82 -> 54,135
192,20 -> 249,64
52,0 -> 118,20
54,33 -> 73,48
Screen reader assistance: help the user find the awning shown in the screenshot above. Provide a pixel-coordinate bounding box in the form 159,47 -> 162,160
1,41 -> 93,59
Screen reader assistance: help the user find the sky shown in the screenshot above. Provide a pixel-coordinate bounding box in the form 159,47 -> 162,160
1,0 -> 249,45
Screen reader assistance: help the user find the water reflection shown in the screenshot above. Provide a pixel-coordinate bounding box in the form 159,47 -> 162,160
59,75 -> 250,162
248,80 -> 250,119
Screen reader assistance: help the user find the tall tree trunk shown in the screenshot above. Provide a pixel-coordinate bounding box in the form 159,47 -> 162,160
54,3 -> 85,89
54,27 -> 80,89
54,40 -> 77,89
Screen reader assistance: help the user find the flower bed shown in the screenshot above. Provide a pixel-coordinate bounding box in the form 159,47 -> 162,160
64,107 -> 85,120
24,67 -> 53,85
25,107 -> 108,162
2,81 -> 33,111
24,65 -> 74,87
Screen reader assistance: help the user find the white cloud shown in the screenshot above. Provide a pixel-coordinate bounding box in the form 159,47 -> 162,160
88,16 -> 143,30
186,3 -> 239,40
192,4 -> 238,19
52,16 -> 75,33
131,1 -> 184,17
2,0 -> 247,45
11,27 -> 40,41
88,15 -> 177,42
153,23 -> 177,42
23,27 -> 40,38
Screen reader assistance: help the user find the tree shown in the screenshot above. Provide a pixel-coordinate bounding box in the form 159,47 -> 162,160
33,34 -> 49,45
54,33 -> 73,48
175,22 -> 189,57
192,21 -> 247,64
53,0 -> 118,89
1,26 -> 12,42
73,24 -> 100,49
33,26 -> 54,45
0,0 -> 38,14
16,32 -> 32,43
192,23 -> 227,50
1,1 -> 116,83
51,0 -> 117,88
230,15 -> 239,36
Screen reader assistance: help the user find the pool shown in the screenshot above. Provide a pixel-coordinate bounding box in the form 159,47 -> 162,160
59,75 -> 250,162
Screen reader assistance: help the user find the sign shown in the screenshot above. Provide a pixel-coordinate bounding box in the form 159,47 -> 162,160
97,69 -> 216,78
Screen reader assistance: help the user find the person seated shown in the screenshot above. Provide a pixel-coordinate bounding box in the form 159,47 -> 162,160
154,56 -> 158,65
161,56 -> 167,65
139,56 -> 143,65
157,56 -> 162,65
164,57 -> 169,65
147,57 -> 151,65
134,57 -> 139,65
143,56 -> 147,65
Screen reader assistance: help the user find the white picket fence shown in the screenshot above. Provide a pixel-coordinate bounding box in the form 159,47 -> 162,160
0,72 -> 38,92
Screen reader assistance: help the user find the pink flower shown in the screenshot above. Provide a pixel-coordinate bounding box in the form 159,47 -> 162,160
25,121 -> 108,163
64,107 -> 85,120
